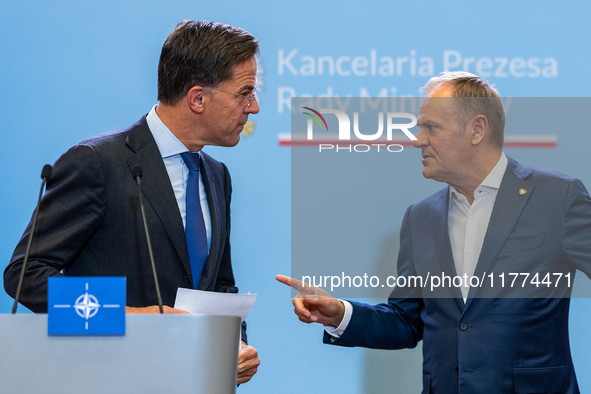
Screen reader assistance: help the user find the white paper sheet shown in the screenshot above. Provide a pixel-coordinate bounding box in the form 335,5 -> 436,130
174,288 -> 257,322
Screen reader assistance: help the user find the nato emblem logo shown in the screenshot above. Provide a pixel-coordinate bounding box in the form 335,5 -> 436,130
48,277 -> 126,335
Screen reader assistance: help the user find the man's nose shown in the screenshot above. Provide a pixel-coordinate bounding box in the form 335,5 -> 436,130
413,129 -> 427,148
245,97 -> 260,114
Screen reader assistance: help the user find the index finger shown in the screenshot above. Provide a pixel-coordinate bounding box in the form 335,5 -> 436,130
275,274 -> 329,298
275,274 -> 308,293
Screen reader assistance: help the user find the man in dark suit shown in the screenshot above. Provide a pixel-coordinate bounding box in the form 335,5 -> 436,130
5,20 -> 260,384
278,72 -> 591,393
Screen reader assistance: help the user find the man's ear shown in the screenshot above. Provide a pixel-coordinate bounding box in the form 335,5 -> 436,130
469,115 -> 488,146
187,86 -> 206,114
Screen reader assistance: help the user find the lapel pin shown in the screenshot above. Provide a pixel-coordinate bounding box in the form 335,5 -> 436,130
519,188 -> 527,195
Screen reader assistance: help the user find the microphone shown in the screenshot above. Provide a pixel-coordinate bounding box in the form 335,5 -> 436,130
132,165 -> 164,314
12,164 -> 53,314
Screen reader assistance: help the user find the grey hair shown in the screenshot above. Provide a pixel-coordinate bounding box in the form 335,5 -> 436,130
422,71 -> 505,148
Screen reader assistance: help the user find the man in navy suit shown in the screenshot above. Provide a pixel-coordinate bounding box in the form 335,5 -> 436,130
5,20 -> 260,384
278,72 -> 591,393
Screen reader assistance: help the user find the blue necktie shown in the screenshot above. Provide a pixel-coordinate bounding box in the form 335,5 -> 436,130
181,152 -> 208,289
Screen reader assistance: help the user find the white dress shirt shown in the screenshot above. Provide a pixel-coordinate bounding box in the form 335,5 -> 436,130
448,153 -> 507,299
146,105 -> 212,252
326,153 -> 508,337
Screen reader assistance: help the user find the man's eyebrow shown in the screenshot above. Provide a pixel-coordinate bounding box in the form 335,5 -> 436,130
417,118 -> 438,128
239,84 -> 256,93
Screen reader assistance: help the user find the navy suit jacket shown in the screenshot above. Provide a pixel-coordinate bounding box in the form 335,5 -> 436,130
4,116 -> 246,340
325,157 -> 591,393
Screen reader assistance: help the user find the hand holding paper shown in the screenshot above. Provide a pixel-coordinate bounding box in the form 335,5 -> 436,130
174,288 -> 257,322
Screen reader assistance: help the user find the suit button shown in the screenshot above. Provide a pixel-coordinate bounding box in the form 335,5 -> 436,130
455,367 -> 459,376
459,322 -> 468,331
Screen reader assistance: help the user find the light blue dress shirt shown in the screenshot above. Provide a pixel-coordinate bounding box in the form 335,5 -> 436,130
145,105 -> 212,252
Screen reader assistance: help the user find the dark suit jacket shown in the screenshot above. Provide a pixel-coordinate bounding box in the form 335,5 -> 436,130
4,116 -> 246,340
325,157 -> 591,393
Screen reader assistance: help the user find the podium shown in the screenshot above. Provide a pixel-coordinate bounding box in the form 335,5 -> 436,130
0,314 -> 240,394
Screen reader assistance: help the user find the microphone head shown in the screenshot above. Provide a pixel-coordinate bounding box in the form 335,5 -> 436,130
41,164 -> 53,180
132,165 -> 143,179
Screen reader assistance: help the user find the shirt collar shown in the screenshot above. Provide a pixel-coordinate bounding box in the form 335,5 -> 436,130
480,152 -> 508,190
146,104 -> 189,159
449,152 -> 508,200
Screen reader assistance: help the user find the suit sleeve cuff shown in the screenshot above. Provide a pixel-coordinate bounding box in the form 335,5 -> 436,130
323,300 -> 352,339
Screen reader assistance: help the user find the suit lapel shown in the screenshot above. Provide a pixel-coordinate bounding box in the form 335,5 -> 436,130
430,187 -> 465,310
197,155 -> 222,290
125,118 -> 192,280
464,157 -> 533,310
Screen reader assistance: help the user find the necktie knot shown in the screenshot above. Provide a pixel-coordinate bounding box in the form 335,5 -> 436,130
181,152 -> 200,172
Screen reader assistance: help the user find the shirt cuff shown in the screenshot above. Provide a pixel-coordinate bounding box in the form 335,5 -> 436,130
323,300 -> 352,339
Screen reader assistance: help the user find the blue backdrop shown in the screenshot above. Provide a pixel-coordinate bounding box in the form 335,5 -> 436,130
1,1 -> 590,392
